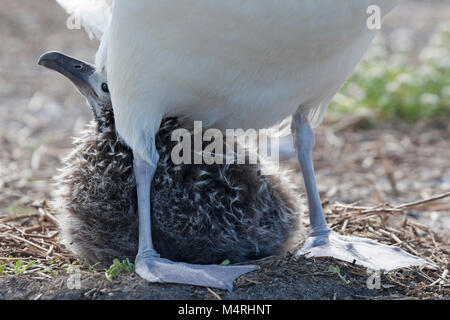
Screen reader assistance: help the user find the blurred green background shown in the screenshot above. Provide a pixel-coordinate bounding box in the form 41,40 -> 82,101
331,22 -> 450,122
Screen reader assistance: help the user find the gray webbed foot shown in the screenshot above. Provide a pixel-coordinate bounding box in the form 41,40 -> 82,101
295,230 -> 439,272
135,251 -> 259,292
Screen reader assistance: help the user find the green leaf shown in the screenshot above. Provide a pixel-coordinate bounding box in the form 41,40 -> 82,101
220,259 -> 230,266
25,261 -> 36,269
113,259 -> 121,268
88,262 -> 100,271
110,267 -> 120,277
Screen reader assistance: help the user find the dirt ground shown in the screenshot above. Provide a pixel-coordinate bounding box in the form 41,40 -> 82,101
1,198 -> 448,300
0,256 -> 431,301
0,0 -> 449,300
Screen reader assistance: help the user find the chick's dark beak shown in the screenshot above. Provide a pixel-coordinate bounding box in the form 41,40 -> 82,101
38,51 -> 97,99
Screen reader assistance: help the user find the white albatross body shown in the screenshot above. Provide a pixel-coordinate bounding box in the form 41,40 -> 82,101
54,0 -> 437,291
106,0 -> 397,162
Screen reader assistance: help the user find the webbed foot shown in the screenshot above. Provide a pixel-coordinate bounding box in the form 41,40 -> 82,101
295,230 -> 439,271
136,251 -> 260,292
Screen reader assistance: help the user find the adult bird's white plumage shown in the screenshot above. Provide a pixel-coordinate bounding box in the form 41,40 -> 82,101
55,0 -> 437,290
107,0 -> 399,164
56,0 -> 111,40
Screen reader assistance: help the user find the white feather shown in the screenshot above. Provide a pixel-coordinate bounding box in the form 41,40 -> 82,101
56,0 -> 112,40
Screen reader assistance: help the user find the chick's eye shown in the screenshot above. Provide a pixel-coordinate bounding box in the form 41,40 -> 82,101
101,83 -> 109,93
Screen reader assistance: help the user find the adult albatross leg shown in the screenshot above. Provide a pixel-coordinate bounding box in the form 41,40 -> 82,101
133,152 -> 259,291
292,107 -> 438,272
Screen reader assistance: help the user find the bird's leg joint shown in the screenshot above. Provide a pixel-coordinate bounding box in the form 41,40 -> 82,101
137,248 -> 160,260
292,108 -> 315,152
133,153 -> 159,177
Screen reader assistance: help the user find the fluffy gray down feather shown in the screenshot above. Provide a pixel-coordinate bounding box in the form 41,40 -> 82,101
54,109 -> 306,266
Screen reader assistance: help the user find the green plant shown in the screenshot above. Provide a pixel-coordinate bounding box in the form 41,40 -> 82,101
13,260 -> 36,275
220,259 -> 231,266
62,262 -> 78,274
0,263 -> 6,275
41,259 -> 60,276
105,258 -> 135,282
87,262 -> 101,271
328,265 -> 350,285
43,267 -> 59,276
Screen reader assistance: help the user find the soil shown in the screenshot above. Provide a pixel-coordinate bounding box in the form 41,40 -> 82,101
0,257 -> 406,300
